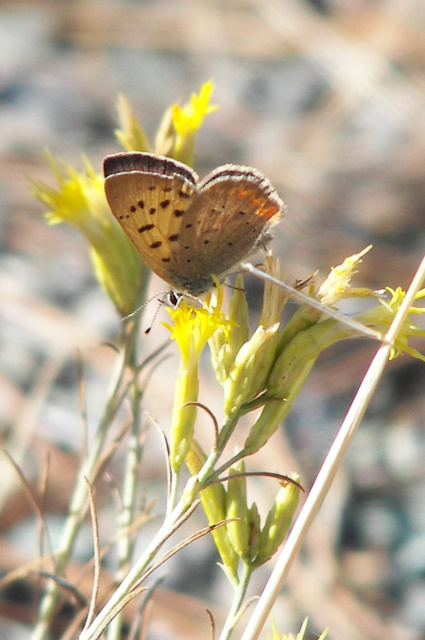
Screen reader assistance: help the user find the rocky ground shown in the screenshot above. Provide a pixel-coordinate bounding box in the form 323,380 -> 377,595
1,1 -> 425,639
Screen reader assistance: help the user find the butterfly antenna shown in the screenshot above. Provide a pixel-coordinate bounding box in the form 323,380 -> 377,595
121,290 -> 170,324
144,296 -> 168,335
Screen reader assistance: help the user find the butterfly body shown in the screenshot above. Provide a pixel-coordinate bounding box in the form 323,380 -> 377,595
104,152 -> 283,295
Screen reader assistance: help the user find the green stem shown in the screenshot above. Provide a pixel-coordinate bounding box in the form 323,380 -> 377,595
193,411 -> 242,485
219,563 -> 252,640
106,372 -> 144,640
79,496 -> 193,640
167,470 -> 180,516
31,320 -> 140,640
79,420 -> 241,640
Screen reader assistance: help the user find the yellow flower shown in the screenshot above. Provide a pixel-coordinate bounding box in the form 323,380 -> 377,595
34,83 -> 220,317
318,245 -> 375,306
164,286 -> 229,365
268,618 -> 328,640
210,273 -> 282,416
171,80 -> 219,165
33,153 -> 146,316
163,286 -> 231,471
274,247 -> 380,353
358,286 -> 425,360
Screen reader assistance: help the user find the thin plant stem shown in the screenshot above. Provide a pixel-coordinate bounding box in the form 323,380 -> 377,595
82,479 -> 101,632
219,563 -> 252,640
79,497 -> 195,640
167,469 -> 180,516
240,253 -> 425,640
79,358 -> 241,639
106,375 -> 144,640
31,318 -> 141,640
241,262 -> 383,342
80,416 -> 248,640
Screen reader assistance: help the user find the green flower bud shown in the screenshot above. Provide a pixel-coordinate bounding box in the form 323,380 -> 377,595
225,462 -> 250,559
245,502 -> 261,564
260,255 -> 289,329
186,444 -> 239,580
223,323 -> 280,416
255,475 -> 300,566
209,274 -> 249,384
245,321 -> 340,454
114,93 -> 151,152
169,358 -> 199,471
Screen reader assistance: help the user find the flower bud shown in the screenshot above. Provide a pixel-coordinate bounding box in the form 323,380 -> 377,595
225,462 -> 250,559
223,323 -> 280,416
255,475 -> 300,566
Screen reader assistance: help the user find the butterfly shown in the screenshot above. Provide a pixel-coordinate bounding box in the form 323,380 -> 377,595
103,152 -> 283,296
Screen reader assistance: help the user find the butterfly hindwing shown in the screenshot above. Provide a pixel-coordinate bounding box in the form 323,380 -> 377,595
176,165 -> 283,282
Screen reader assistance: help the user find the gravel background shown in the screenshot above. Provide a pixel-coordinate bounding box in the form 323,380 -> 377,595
1,1 -> 425,639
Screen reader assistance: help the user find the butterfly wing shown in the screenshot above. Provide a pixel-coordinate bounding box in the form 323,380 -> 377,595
174,164 -> 284,291
104,152 -> 198,289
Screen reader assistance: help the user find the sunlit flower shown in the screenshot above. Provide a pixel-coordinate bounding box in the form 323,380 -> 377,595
164,285 -> 229,366
268,617 -> 328,640
33,154 -> 146,315
171,79 -> 219,165
358,286 -> 425,360
318,245 -> 376,306
163,286 -> 231,471
210,271 -> 282,416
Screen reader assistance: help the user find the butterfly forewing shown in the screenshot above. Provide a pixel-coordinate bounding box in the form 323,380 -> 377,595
104,153 -> 198,287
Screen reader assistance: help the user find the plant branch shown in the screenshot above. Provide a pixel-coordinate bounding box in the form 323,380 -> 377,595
240,253 -> 425,640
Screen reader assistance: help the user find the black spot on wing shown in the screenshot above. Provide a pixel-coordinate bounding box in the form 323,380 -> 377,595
138,224 -> 154,233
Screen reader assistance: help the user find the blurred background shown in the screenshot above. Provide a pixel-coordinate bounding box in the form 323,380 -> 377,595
1,0 -> 425,639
